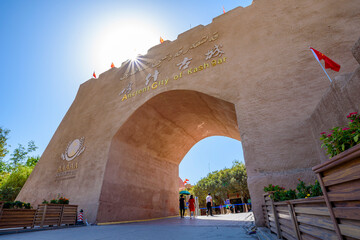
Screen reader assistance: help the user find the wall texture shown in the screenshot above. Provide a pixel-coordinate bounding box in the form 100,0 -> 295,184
308,37 -> 360,164
16,0 -> 360,226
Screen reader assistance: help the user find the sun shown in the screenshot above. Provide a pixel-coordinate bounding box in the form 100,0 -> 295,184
91,19 -> 160,74
129,49 -> 139,61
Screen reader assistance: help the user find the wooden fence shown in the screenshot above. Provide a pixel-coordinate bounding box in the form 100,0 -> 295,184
0,204 -> 77,231
263,144 -> 360,239
60,205 -> 78,225
0,209 -> 37,230
263,194 -> 339,240
313,143 -> 360,239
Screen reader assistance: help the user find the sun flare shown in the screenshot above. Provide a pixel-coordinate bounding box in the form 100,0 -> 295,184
91,19 -> 160,74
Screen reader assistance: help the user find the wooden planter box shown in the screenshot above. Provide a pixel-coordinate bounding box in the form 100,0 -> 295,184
61,205 -> 78,225
0,205 -> 36,230
313,143 -> 360,239
262,144 -> 360,239
263,193 -> 338,240
34,204 -> 77,227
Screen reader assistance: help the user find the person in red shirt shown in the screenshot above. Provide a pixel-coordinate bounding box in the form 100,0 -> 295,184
188,195 -> 196,219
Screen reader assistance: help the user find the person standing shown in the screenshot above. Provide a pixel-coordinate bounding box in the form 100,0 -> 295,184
206,193 -> 213,216
188,195 -> 196,219
179,194 -> 185,218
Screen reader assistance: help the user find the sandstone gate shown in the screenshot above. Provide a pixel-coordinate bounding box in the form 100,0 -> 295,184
17,0 -> 360,225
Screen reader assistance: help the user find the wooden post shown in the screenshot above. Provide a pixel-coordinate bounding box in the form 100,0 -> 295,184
58,204 -> 64,226
269,194 -> 282,239
287,202 -> 301,240
0,202 -> 4,221
31,205 -> 37,229
40,204 -> 47,228
265,205 -> 270,228
263,194 -> 271,228
262,203 -> 270,228
317,173 -> 343,240
31,213 -> 36,228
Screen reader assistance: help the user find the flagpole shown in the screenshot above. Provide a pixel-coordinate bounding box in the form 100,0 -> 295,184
310,48 -> 332,83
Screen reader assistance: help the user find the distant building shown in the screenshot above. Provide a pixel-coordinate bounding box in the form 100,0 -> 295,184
179,177 -> 185,191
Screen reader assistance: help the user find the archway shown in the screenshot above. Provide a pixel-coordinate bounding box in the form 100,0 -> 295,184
15,0 -> 360,226
96,90 -> 241,223
179,136 -> 245,184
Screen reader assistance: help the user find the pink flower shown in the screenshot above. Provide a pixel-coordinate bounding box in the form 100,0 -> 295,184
351,120 -> 354,122
342,128 -> 350,131
320,132 -> 326,135
327,134 -> 332,137
347,112 -> 358,118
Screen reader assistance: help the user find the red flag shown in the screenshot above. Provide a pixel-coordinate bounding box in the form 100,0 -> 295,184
223,6 -> 226,14
93,71 -> 96,78
160,37 -> 164,44
111,62 -> 115,68
310,47 -> 340,72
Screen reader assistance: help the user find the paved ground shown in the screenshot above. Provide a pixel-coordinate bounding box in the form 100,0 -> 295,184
0,213 -> 257,240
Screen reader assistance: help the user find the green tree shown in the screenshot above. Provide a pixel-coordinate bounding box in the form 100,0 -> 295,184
0,127 -> 39,201
25,156 -> 40,167
0,172 -> 10,186
192,161 -> 250,209
0,165 -> 33,201
9,140 -> 38,168
0,127 -> 10,171
228,160 -> 250,211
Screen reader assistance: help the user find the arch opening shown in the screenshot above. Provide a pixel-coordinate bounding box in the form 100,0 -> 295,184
179,136 -> 244,185
97,90 -> 242,223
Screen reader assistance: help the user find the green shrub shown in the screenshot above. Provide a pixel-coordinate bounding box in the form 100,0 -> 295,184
43,196 -> 70,205
320,112 -> 360,158
3,200 -> 32,209
58,197 -> 69,204
264,179 -> 323,202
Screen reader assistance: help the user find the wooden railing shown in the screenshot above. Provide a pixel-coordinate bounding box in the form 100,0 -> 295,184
263,144 -> 360,239
313,143 -> 360,240
263,194 -> 338,239
60,205 -> 78,225
0,204 -> 78,231
0,209 -> 37,230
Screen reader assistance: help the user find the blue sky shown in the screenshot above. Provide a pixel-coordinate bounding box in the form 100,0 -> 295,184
180,136 -> 244,185
0,0 -> 251,184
